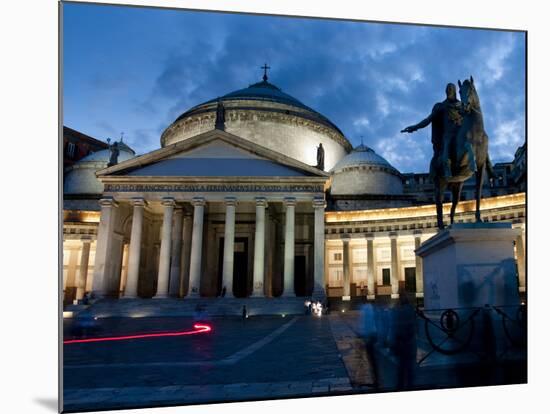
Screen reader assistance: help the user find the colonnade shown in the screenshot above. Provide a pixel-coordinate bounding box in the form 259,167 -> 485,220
336,231 -> 426,300
91,195 -> 326,299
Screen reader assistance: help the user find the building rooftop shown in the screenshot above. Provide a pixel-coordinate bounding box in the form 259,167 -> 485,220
175,77 -> 345,137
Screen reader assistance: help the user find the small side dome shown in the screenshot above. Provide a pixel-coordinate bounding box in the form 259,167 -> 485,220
330,144 -> 403,196
64,145 -> 135,195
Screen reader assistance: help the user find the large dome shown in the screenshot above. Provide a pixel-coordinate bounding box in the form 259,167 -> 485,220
330,144 -> 404,196
160,77 -> 352,171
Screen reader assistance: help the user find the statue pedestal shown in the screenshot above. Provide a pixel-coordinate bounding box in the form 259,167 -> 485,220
416,223 -> 521,310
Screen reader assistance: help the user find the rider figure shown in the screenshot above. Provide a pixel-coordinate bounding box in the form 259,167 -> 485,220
401,83 -> 468,180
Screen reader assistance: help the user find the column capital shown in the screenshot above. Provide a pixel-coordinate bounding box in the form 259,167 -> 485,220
99,197 -> 118,208
389,231 -> 399,240
161,197 -> 176,207
173,207 -> 184,216
225,196 -> 237,207
284,197 -> 297,207
255,197 -> 268,207
413,229 -> 423,236
191,197 -> 206,207
341,233 -> 351,242
312,197 -> 326,209
131,197 -> 147,207
80,236 -> 93,243
365,233 -> 375,241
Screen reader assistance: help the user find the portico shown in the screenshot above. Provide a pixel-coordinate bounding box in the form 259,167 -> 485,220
90,130 -> 329,300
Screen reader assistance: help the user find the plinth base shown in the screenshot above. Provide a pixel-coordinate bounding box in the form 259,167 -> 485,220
416,223 -> 521,309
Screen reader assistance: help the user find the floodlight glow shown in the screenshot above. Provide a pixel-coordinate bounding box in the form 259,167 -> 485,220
64,323 -> 212,345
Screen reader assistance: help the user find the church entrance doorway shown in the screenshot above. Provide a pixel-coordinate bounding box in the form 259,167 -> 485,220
405,267 -> 417,293
294,255 -> 307,296
217,237 -> 249,298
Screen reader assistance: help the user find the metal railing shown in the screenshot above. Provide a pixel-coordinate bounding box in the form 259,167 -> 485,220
415,303 -> 526,365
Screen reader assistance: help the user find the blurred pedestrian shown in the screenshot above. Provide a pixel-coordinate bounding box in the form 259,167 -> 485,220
390,293 -> 417,390
242,305 -> 248,320
82,292 -> 90,305
360,302 -> 380,388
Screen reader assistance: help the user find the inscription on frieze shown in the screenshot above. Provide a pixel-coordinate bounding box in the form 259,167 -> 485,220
104,183 -> 324,193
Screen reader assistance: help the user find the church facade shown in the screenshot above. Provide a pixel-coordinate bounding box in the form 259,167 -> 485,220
62,75 -> 526,306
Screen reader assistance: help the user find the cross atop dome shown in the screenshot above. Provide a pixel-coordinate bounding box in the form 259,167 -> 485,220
261,63 -> 270,81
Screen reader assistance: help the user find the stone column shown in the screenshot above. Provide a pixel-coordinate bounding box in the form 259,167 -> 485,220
123,198 -> 146,298
154,198 -> 175,298
366,234 -> 376,300
76,239 -> 92,300
179,213 -> 193,297
342,234 -> 351,299
516,231 -> 526,293
265,213 -> 275,297
312,198 -> 326,298
168,208 -> 184,296
222,197 -> 237,298
282,197 -> 296,297
92,197 -> 118,297
252,197 -> 267,297
187,197 -> 205,298
389,232 -> 400,299
119,244 -> 130,295
66,248 -> 79,297
414,230 -> 424,298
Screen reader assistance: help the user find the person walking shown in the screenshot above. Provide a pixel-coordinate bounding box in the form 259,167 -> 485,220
360,302 -> 380,388
389,293 -> 417,390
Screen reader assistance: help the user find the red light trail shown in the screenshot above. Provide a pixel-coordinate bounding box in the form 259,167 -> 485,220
64,323 -> 212,345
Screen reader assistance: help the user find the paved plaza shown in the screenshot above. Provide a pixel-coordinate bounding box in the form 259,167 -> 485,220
62,309 -> 526,412
63,314 -> 353,411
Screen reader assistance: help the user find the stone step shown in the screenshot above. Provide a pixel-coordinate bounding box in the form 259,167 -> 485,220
84,297 -> 315,318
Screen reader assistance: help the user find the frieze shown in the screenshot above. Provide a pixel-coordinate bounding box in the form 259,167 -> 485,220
163,108 -> 352,151
104,183 -> 325,193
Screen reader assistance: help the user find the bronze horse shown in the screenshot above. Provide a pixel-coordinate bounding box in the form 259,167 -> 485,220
437,76 -> 494,228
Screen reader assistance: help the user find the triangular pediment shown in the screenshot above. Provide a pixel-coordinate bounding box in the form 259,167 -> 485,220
167,140 -> 263,160
97,129 -> 329,179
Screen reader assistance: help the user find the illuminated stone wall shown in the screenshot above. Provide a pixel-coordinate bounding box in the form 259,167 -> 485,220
331,166 -> 404,196
161,101 -> 351,171
324,193 -> 526,298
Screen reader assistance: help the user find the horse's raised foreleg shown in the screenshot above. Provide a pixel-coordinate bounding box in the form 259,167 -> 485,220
450,182 -> 464,226
475,164 -> 486,222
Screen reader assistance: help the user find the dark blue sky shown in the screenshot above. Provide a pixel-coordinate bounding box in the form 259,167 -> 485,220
63,2 -> 525,173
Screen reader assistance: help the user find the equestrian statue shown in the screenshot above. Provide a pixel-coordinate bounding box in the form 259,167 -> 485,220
401,76 -> 495,229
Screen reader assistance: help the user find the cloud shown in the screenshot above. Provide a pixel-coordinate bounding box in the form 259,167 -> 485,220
375,132 -> 430,172
366,42 -> 398,60
490,118 -> 524,160
64,6 -> 525,173
95,120 -> 117,137
376,93 -> 390,117
125,128 -> 160,156
478,33 -> 516,86
353,117 -> 371,128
